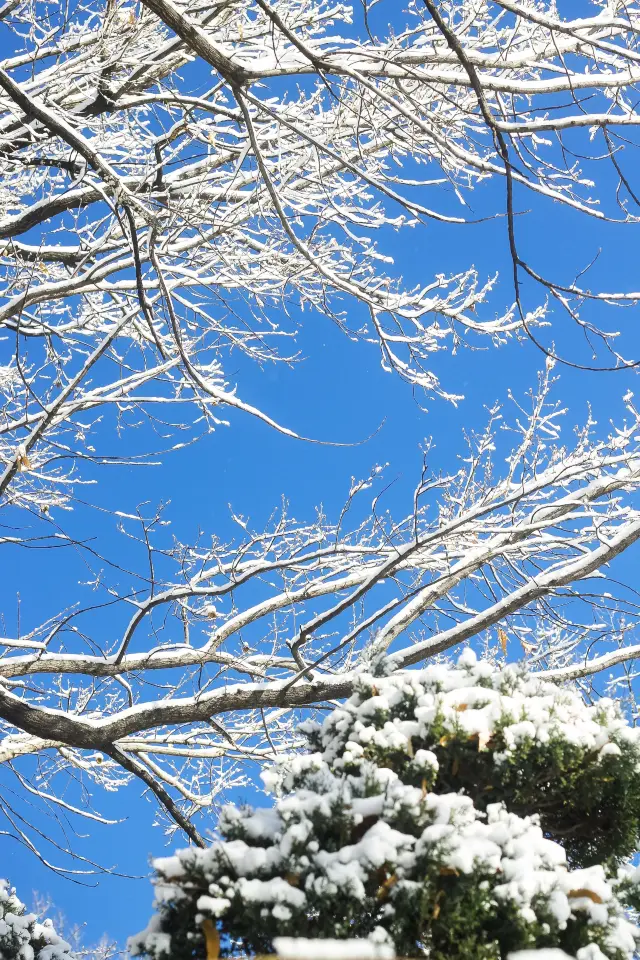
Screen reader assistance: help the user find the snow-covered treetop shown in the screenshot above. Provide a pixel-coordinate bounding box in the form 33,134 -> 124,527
130,651 -> 640,960
0,880 -> 75,960
273,647 -> 640,864
298,646 -> 636,768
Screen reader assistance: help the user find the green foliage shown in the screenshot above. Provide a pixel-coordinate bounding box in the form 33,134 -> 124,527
315,667 -> 640,868
338,701 -> 640,868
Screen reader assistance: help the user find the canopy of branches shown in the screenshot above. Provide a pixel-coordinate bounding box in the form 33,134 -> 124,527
0,0 -> 640,919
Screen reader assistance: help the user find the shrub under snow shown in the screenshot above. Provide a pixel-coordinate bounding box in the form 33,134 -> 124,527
0,879 -> 74,960
130,651 -> 640,960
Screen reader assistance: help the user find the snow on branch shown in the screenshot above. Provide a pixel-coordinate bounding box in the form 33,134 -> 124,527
0,0 -> 639,452
1,372 -> 640,857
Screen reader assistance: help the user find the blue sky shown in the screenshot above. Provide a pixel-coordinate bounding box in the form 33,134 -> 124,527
2,21 -> 640,946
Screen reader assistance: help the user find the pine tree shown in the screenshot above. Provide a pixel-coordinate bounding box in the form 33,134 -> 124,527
0,879 -> 75,960
130,651 -> 640,960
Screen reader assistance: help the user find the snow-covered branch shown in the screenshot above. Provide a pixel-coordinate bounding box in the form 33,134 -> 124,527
2,374 -> 640,854
3,0 -> 640,871
1,0 -> 640,459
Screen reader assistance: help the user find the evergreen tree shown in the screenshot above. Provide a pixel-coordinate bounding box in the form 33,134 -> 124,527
0,879 -> 75,960
130,652 -> 640,960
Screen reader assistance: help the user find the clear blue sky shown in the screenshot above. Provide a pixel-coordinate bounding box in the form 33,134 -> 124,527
2,41 -> 640,952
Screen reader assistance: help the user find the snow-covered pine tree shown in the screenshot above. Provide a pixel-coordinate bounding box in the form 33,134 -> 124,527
0,880 -> 74,960
130,651 -> 640,960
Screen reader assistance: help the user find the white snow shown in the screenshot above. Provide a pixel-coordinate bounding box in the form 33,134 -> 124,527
274,938 -> 395,960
